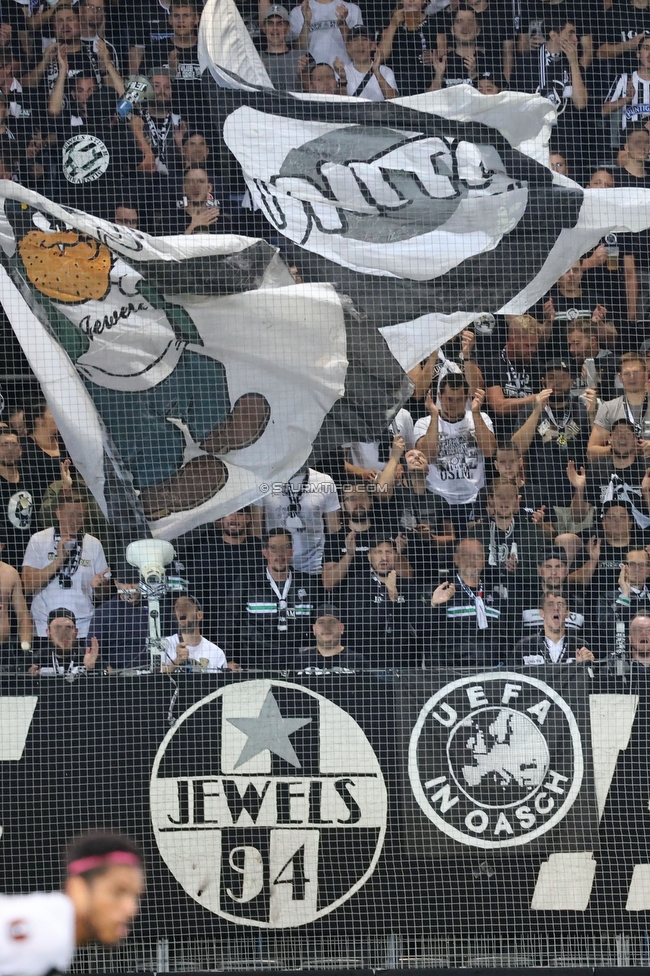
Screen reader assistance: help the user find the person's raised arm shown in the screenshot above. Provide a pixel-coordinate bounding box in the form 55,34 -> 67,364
587,422 -> 611,460
559,33 -> 587,109
566,460 -> 591,519
23,40 -> 59,89
47,45 -> 68,116
378,7 -> 404,60
598,30 -> 644,61
376,434 -> 406,501
510,388 -> 552,455
415,391 -> 439,463
470,388 -> 496,458
10,570 -> 31,646
96,39 -> 125,95
407,352 -> 438,401
372,50 -> 397,98
296,0 -> 312,51
568,535 -> 601,585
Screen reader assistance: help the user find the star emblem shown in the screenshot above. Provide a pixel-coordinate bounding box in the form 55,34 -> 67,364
227,689 -> 312,769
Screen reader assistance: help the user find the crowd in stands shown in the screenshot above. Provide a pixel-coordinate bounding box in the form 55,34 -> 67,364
4,0 -> 650,674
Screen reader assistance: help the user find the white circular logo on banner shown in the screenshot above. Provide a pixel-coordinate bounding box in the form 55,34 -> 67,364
408,673 -> 583,849
151,679 -> 387,927
62,134 -> 110,184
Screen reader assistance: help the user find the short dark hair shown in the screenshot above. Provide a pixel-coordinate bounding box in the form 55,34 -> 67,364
48,607 -> 76,625
65,831 -> 142,881
263,527 -> 292,547
438,372 -> 468,395
22,398 -> 49,435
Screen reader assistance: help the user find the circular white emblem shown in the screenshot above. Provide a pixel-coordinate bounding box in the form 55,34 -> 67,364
7,490 -> 33,530
62,134 -> 110,184
409,672 -> 583,849
151,679 -> 387,927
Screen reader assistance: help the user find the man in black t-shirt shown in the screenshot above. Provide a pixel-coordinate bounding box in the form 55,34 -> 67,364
174,507 -> 261,643
0,425 -> 36,571
597,0 -> 650,69
141,0 -> 204,123
294,611 -> 368,673
584,420 -> 650,530
22,6 -> 105,95
482,315 -> 543,435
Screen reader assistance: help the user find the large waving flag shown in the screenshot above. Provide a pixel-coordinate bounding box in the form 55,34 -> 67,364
0,184 -> 348,541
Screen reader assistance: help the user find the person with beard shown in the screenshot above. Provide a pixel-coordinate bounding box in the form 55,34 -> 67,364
588,353 -> 650,460
23,7 -> 105,94
414,373 -> 496,534
175,507 -> 261,642
511,362 -> 597,514
129,70 -> 185,225
482,316 -> 544,435
514,592 -> 595,665
294,610 -> 367,673
228,528 -> 320,669
343,534 -> 419,667
29,607 -> 100,676
46,46 -> 133,218
576,421 -> 650,531
322,479 -> 408,592
566,320 -> 619,403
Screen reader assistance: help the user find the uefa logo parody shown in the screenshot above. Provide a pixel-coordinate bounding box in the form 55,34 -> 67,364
409,673 -> 583,849
151,680 -> 387,927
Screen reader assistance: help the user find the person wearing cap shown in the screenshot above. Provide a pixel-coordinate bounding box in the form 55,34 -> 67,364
28,608 -> 100,677
0,830 -> 143,975
294,610 -> 368,673
342,534 -> 419,667
514,591 -> 595,666
511,362 -> 596,517
260,5 -> 310,90
21,493 -> 110,640
333,27 -> 397,99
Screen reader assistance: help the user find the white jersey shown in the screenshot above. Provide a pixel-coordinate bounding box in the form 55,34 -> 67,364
53,259 -> 185,392
262,467 -> 340,574
22,529 -> 108,638
162,634 -> 227,671
289,0 -> 362,66
414,409 -> 493,504
0,891 -> 75,976
344,62 -> 397,100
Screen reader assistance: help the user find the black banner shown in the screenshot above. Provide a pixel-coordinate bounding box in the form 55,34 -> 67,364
0,670 -> 649,963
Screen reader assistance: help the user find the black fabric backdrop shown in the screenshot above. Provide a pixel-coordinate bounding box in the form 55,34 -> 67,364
0,669 -> 648,952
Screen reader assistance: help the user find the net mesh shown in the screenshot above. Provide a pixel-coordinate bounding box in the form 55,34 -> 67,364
1,0 -> 650,970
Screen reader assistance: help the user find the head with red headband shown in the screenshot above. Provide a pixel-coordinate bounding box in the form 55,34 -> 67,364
64,832 -> 144,946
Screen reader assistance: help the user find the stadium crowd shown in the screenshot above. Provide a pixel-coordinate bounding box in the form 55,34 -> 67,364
3,0 -> 650,674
